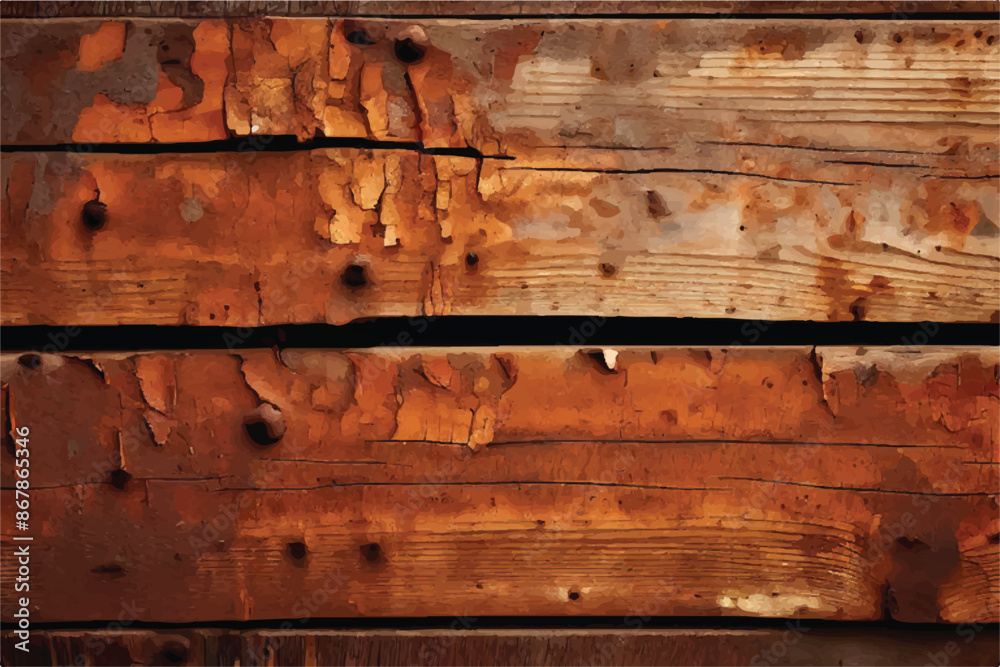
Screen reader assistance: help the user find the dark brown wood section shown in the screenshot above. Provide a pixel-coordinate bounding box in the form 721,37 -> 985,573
3,627 -> 1000,667
2,1 -> 997,17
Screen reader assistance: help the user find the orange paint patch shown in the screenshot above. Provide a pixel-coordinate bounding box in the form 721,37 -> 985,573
72,93 -> 152,143
328,20 -> 352,80
737,26 -> 815,62
73,22 -> 229,143
76,22 -> 126,71
151,21 -> 230,142
914,179 -> 982,243
147,71 -> 186,114
269,18 -> 327,69
359,62 -> 390,140
407,45 -> 463,148
869,275 -> 893,292
323,106 -> 369,138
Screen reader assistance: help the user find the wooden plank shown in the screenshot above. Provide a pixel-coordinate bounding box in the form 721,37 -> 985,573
3,627 -> 1000,666
2,149 -> 997,325
2,18 -> 997,154
1,347 -> 996,623
3,2 -> 999,19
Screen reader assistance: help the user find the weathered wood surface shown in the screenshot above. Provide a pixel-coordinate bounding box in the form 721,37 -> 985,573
2,18 -> 997,154
3,149 -> 997,325
3,1 -> 999,18
4,17 -> 997,324
3,627 -> 1000,666
1,347 -> 997,623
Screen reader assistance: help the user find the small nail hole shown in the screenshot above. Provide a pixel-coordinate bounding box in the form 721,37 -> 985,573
243,404 -> 286,447
347,29 -> 376,45
341,263 -> 369,289
360,542 -> 382,562
18,354 -> 42,370
598,262 -> 616,277
394,38 -> 426,63
91,562 -> 126,578
568,591 -> 580,601
82,199 -> 107,231
244,421 -> 281,446
465,251 -> 479,269
287,541 -> 307,563
109,468 -> 133,490
849,297 -> 867,321
153,643 -> 189,665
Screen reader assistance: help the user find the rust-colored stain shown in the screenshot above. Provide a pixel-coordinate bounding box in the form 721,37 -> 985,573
0,346 -> 997,625
1,148 -> 997,325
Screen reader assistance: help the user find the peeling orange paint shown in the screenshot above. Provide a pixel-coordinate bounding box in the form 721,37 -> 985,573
76,22 -> 126,71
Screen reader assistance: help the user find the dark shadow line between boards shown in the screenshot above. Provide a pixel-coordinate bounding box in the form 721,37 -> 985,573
0,319 -> 996,352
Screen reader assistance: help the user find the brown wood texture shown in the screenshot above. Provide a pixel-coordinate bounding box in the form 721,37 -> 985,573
3,1 -> 999,18
1,346 -> 997,624
3,627 -> 1000,666
2,18 -> 998,152
3,148 -> 998,325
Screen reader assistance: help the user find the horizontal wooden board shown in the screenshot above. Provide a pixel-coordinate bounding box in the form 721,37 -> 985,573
3,627 -> 1000,666
2,149 -> 997,325
3,2 -> 999,18
1,346 -> 997,623
2,17 -> 998,157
